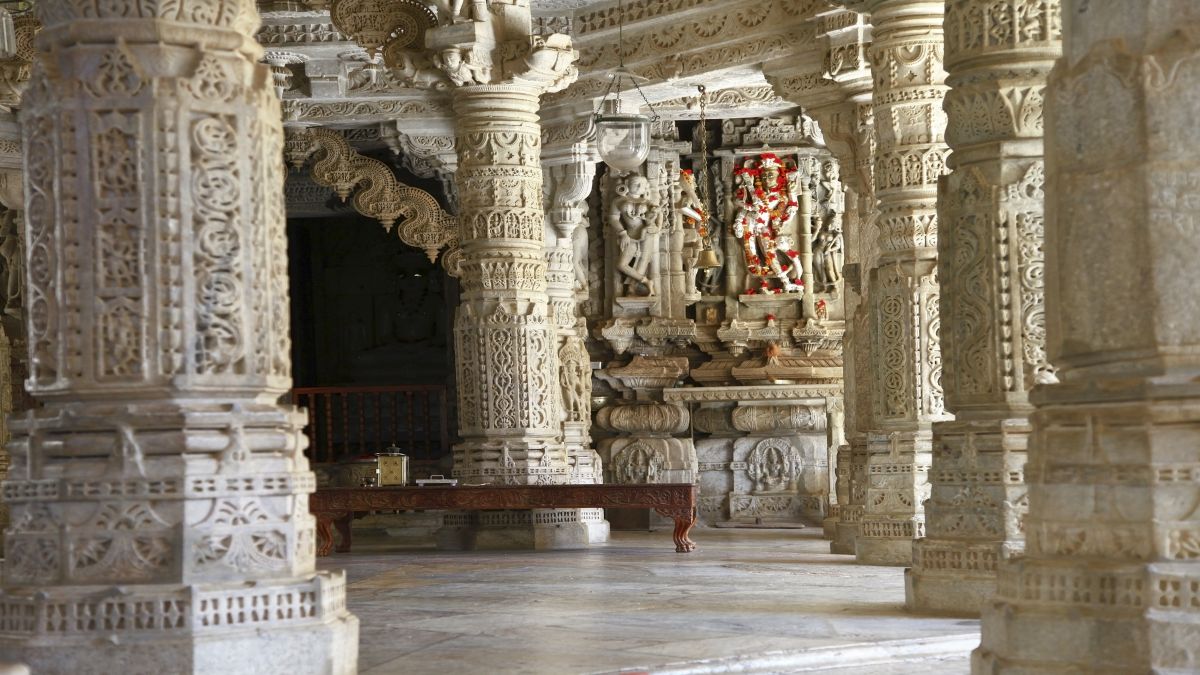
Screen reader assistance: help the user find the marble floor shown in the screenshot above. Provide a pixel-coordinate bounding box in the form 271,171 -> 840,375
321,527 -> 979,674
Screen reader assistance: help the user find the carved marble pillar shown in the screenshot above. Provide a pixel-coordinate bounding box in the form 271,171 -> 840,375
450,84 -> 565,483
428,8 -> 582,547
0,3 -> 358,672
851,0 -> 953,566
906,0 -> 1060,615
974,2 -> 1200,671
596,356 -> 696,491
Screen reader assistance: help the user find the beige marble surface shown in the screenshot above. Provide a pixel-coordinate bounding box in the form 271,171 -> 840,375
322,528 -> 977,674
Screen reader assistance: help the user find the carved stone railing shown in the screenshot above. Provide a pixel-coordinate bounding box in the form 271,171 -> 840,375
292,384 -> 451,464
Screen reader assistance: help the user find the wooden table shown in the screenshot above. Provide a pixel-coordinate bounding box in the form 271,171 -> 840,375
309,483 -> 698,555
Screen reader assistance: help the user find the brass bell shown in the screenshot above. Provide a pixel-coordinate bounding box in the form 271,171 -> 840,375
696,246 -> 722,270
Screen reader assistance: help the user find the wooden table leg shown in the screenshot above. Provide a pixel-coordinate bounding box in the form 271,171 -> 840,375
655,507 -> 698,553
334,512 -> 353,553
315,514 -> 335,557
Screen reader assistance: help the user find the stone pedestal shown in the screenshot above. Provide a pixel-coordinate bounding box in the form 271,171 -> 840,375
668,385 -> 840,528
906,0 -> 1061,616
974,2 -> 1200,671
0,4 -> 357,672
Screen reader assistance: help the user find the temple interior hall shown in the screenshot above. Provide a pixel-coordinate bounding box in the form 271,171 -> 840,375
1,0 -> 1199,673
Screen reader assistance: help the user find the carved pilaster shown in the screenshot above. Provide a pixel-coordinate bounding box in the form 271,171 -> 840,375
907,0 -> 1061,616
975,3 -> 1200,671
0,3 -> 358,671
546,159 -> 601,493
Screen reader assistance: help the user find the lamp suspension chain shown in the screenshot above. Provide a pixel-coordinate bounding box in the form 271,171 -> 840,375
696,85 -> 710,210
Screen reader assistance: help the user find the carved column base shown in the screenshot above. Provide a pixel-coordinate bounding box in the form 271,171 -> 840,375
971,390 -> 1200,672
0,572 -> 359,675
832,505 -> 863,555
828,440 -> 868,555
452,440 -> 572,486
856,517 -> 924,566
856,430 -> 932,566
823,504 -> 840,539
435,508 -> 603,550
906,417 -> 1030,615
905,539 -> 1006,616
973,560 -> 1200,674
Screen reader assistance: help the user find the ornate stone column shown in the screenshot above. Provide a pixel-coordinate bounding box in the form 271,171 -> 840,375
906,0 -> 1061,615
428,7 -> 582,548
849,0 -> 953,566
444,84 -> 575,545
0,3 -> 358,672
975,3 -> 1200,671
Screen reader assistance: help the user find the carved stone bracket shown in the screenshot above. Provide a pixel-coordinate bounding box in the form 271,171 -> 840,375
285,127 -> 459,264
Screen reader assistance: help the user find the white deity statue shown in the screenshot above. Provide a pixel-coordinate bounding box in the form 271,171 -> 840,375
572,213 -> 589,292
732,153 -> 802,294
676,169 -> 706,296
812,159 -> 846,291
608,173 -> 660,297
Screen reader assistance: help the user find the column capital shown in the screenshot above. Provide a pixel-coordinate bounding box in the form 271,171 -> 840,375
426,3 -> 578,96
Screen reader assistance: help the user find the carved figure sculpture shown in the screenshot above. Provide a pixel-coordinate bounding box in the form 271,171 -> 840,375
559,337 -> 590,424
608,173 -> 659,297
384,48 -> 451,89
732,153 -> 801,294
748,439 -> 800,493
814,214 -> 845,289
0,211 -> 21,318
572,213 -> 589,292
434,47 -> 489,86
812,159 -> 846,291
772,234 -> 803,289
432,0 -> 485,24
676,169 -> 706,296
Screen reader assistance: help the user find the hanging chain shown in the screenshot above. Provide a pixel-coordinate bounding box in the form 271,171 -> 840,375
618,0 -> 625,68
696,85 -> 711,233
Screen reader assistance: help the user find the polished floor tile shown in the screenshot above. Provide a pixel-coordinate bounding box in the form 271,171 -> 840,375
320,528 -> 979,674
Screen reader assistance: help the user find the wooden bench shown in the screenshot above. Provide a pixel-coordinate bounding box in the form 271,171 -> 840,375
309,483 -> 698,555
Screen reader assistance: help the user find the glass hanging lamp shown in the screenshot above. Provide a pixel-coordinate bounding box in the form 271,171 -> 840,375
593,0 -> 658,171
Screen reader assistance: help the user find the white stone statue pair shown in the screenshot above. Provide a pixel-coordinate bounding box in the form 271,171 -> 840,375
608,173 -> 660,297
